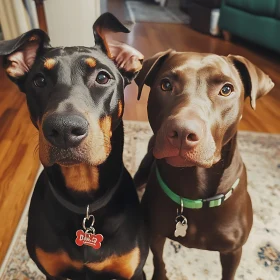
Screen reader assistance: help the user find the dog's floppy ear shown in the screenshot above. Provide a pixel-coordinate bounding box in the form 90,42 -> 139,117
228,55 -> 274,110
93,12 -> 144,84
135,49 -> 174,100
0,29 -> 50,83
0,29 -> 50,80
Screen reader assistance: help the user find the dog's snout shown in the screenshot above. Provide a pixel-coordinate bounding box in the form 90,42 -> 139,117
43,114 -> 88,149
167,119 -> 204,149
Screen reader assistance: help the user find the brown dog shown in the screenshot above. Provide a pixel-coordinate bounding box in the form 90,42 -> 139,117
134,50 -> 274,280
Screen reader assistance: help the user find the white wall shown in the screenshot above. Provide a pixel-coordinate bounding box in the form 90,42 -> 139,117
44,0 -> 101,47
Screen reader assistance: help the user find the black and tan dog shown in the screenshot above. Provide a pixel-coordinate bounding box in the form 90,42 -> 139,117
134,50 -> 274,280
0,13 -> 148,280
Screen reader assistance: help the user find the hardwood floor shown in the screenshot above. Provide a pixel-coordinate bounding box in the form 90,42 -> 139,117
0,57 -> 40,265
0,0 -> 280,266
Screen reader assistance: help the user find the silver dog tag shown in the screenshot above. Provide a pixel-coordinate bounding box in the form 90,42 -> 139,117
174,197 -> 188,237
174,215 -> 188,237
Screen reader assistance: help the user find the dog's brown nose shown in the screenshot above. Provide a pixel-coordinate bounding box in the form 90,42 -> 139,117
166,119 -> 204,149
43,114 -> 88,149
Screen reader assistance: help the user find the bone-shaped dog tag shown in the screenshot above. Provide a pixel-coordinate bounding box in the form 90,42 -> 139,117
75,205 -> 104,249
174,215 -> 188,237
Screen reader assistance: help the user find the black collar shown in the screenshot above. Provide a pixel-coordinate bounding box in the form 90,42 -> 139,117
48,166 -> 124,215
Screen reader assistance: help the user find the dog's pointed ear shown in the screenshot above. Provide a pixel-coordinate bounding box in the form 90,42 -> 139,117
93,12 -> 144,85
228,55 -> 274,110
0,29 -> 50,82
135,49 -> 174,100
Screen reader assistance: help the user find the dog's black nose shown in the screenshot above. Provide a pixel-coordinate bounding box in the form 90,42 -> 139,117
42,114 -> 88,149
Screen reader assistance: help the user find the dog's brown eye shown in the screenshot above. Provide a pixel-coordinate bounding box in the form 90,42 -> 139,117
96,71 -> 110,84
161,79 -> 172,91
33,74 -> 46,88
219,84 -> 234,97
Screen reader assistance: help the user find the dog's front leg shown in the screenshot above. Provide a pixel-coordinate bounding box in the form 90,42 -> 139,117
220,247 -> 242,280
150,234 -> 168,280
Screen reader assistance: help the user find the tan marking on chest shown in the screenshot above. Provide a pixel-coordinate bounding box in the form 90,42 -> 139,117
44,58 -> 56,70
85,57 -> 97,68
61,164 -> 99,191
36,248 -> 83,277
86,247 -> 140,279
118,100 -> 123,118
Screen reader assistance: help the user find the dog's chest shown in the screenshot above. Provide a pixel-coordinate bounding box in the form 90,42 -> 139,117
36,246 -> 140,279
171,223 -> 210,250
86,247 -> 140,278
168,218 -> 245,252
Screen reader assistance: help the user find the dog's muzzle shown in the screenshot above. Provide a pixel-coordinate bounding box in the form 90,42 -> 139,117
42,113 -> 89,149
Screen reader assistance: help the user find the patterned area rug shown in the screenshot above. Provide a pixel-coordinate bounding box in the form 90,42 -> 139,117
1,121 -> 280,280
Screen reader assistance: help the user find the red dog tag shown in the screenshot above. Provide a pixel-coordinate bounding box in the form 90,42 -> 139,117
75,229 -> 103,249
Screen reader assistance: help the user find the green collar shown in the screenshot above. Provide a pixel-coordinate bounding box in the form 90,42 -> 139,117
156,165 -> 239,209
